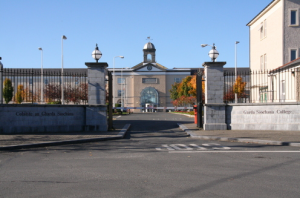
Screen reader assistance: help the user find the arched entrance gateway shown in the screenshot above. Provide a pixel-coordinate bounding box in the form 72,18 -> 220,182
140,87 -> 158,112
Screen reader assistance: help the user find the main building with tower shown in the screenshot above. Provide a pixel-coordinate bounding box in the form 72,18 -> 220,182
109,41 -> 192,112
109,41 -> 248,112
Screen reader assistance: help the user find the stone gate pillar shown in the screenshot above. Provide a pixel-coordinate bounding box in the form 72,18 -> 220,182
202,61 -> 227,130
85,62 -> 108,105
85,62 -> 108,131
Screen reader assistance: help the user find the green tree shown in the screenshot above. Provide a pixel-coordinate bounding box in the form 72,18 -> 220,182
170,82 -> 180,101
178,76 -> 192,97
3,78 -> 14,104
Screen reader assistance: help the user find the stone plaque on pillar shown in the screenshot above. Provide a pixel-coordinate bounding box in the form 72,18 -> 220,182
202,61 -> 227,130
85,62 -> 108,105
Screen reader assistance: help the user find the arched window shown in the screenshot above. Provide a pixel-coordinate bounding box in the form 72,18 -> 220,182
147,54 -> 152,62
140,87 -> 158,106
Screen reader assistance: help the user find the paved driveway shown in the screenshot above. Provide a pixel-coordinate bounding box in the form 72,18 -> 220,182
1,113 -> 300,198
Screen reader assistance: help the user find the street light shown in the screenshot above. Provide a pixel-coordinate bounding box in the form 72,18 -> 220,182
201,43 -> 219,62
113,56 -> 124,106
61,35 -> 67,105
0,57 -> 3,104
121,67 -> 130,111
38,47 -> 43,103
92,44 -> 102,62
235,41 -> 240,103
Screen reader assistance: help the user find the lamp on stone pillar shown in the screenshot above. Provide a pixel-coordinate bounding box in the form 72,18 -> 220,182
201,44 -> 227,130
85,44 -> 108,105
201,43 -> 219,62
92,44 -> 102,63
0,57 -> 3,104
84,45 -> 109,131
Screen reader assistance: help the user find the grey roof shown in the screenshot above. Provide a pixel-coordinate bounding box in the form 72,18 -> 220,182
131,62 -> 167,71
246,0 -> 275,26
143,42 -> 155,50
270,57 -> 300,72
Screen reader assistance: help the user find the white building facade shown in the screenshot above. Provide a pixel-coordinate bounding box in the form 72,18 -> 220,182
247,0 -> 300,103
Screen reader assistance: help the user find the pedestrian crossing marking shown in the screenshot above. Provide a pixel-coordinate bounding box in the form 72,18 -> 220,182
156,143 -> 231,151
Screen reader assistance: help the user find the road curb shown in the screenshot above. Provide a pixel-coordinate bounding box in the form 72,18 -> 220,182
177,123 -> 300,147
0,124 -> 131,151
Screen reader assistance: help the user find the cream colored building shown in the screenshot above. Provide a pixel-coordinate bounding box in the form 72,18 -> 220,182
110,42 -> 250,111
110,42 -> 192,112
247,0 -> 300,70
247,0 -> 300,102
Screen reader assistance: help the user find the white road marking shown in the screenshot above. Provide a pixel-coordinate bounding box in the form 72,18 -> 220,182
202,143 -> 231,150
156,143 -> 231,151
189,144 -> 207,150
169,151 -> 300,153
169,144 -> 193,151
162,144 -> 175,151
202,143 -> 220,147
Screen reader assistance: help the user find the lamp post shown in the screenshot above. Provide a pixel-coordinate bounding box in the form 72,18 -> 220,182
121,67 -> 130,111
113,56 -> 124,106
0,57 -> 3,104
61,35 -> 67,105
201,43 -> 219,62
235,41 -> 240,103
121,68 -> 123,111
38,47 -> 43,103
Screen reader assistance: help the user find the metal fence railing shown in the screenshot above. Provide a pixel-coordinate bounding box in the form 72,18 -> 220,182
1,68 -> 87,104
224,68 -> 300,103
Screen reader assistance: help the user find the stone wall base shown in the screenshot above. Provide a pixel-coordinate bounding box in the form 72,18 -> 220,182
0,104 -> 107,134
228,123 -> 300,131
204,123 -> 227,130
226,103 -> 300,131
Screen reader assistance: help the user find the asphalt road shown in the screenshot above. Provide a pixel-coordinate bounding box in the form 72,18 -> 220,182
1,113 -> 300,198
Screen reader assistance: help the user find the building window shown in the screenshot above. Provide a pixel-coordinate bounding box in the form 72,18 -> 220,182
264,20 -> 267,37
260,22 -> 264,39
147,54 -> 152,62
264,54 -> 267,70
118,90 -> 124,97
260,19 -> 267,39
290,49 -> 298,61
260,54 -> 267,70
140,87 -> 158,105
118,78 -> 125,84
174,78 -> 181,83
142,78 -> 157,84
289,9 -> 299,26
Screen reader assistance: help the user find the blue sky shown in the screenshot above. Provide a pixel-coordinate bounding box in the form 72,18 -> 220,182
1,0 -> 271,69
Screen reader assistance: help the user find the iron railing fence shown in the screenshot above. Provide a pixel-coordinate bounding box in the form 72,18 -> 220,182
224,68 -> 300,103
2,68 -> 88,104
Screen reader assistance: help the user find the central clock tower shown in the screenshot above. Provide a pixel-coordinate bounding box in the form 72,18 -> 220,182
143,42 -> 156,63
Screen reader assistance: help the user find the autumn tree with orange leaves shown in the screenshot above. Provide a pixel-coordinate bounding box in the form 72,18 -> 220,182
233,76 -> 247,97
224,75 -> 247,102
170,75 -> 205,107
